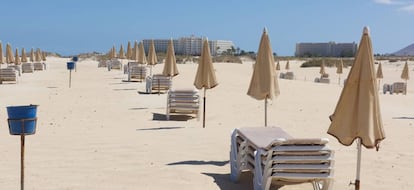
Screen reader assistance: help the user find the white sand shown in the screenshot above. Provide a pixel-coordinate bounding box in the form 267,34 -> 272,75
0,57 -> 413,189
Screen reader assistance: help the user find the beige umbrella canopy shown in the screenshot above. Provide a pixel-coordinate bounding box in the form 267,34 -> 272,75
35,48 -> 42,62
162,38 -> 179,77
276,61 -> 280,70
320,60 -> 326,76
376,62 -> 383,89
42,52 -> 47,62
137,41 -> 147,64
126,41 -> 132,60
15,48 -> 21,65
147,40 -> 158,76
132,41 -> 139,61
21,48 -> 28,63
0,41 -> 4,65
327,27 -> 385,190
337,59 -> 344,85
401,61 -> 409,80
194,38 -> 218,128
285,60 -> 290,70
6,43 -> 15,64
247,28 -> 280,126
30,48 -> 35,62
119,44 -> 125,59
111,46 -> 117,59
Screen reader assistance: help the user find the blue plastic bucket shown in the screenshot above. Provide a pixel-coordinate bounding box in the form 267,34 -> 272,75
67,62 -> 75,70
7,105 -> 38,135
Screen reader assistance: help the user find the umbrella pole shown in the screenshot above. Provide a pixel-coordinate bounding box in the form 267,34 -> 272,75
69,70 -> 72,88
203,89 -> 206,128
21,123 -> 26,190
264,98 -> 267,127
355,138 -> 362,190
338,75 -> 341,85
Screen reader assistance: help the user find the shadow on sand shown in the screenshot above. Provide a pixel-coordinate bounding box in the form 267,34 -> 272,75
152,113 -> 194,121
393,117 -> 414,120
167,160 -> 229,166
137,126 -> 184,131
202,172 -> 253,190
113,88 -> 137,91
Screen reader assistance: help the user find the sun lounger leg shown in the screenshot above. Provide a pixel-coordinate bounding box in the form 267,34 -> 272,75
230,130 -> 241,182
254,149 -> 266,190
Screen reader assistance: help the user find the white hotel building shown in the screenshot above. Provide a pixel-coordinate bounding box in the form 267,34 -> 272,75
143,36 -> 235,56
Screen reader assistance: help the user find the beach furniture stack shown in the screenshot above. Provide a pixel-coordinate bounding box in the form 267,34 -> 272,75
0,67 -> 18,84
145,74 -> 172,94
166,88 -> 200,120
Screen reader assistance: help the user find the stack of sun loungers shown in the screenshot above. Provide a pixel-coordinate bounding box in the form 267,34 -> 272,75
166,88 -> 200,120
21,63 -> 34,73
0,68 -> 18,84
315,73 -> 330,84
109,60 -> 122,70
145,74 -> 172,94
383,82 -> 407,95
128,65 -> 147,82
230,127 -> 334,190
279,72 -> 294,80
34,62 -> 45,70
98,60 -> 108,68
7,65 -> 21,76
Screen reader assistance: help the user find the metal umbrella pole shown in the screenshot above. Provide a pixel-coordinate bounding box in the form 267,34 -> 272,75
203,88 -> 206,128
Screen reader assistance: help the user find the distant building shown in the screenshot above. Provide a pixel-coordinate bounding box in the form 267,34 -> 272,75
295,42 -> 357,57
142,36 -> 235,56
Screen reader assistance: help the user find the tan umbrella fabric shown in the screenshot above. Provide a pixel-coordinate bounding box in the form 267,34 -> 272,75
194,38 -> 218,89
401,61 -> 409,80
147,40 -> 158,66
337,59 -> 343,74
276,61 -> 280,70
194,38 -> 218,128
42,52 -> 47,61
126,41 -> 132,60
138,41 -> 147,64
119,44 -> 125,59
132,41 -> 139,61
112,46 -> 117,59
162,38 -> 179,77
35,48 -> 42,62
328,27 -> 385,149
327,26 -> 385,190
247,29 -> 280,100
0,41 -> 4,65
285,60 -> 290,70
21,48 -> 28,63
15,48 -> 21,65
320,60 -> 326,75
30,48 -> 35,62
6,43 -> 14,64
376,63 -> 383,79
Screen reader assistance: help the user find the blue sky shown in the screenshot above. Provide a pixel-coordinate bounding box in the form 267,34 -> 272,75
1,0 -> 413,56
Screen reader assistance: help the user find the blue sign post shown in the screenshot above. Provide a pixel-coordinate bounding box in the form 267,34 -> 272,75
67,62 -> 75,88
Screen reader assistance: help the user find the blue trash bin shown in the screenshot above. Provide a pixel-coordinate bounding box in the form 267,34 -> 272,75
7,105 -> 38,135
72,56 -> 79,62
67,62 -> 75,70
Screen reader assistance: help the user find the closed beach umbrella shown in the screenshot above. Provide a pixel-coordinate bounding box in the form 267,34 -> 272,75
15,48 -> 20,65
401,61 -> 409,93
111,46 -> 117,59
194,38 -> 218,128
6,43 -> 14,64
162,38 -> 179,77
337,59 -> 344,85
247,28 -> 280,127
320,60 -> 326,76
285,60 -> 290,70
42,52 -> 47,62
30,48 -> 35,62
0,41 -> 4,66
21,48 -> 28,63
276,61 -> 280,71
376,62 -> 383,89
147,39 -> 158,76
35,48 -> 42,62
119,44 -> 125,59
327,27 -> 385,190
126,41 -> 132,60
138,41 -> 147,64
132,41 -> 139,61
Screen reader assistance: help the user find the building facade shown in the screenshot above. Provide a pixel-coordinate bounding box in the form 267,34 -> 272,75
295,42 -> 357,57
142,36 -> 235,56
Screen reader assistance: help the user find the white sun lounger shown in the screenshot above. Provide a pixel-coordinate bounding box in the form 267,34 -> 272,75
166,88 -> 200,120
145,74 -> 172,94
0,68 -> 18,84
230,127 -> 334,190
7,65 -> 21,76
34,62 -> 45,70
109,59 -> 122,70
22,63 -> 34,73
128,65 -> 147,82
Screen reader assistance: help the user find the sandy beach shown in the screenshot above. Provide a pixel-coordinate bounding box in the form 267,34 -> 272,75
0,57 -> 413,190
